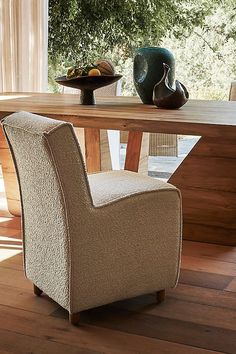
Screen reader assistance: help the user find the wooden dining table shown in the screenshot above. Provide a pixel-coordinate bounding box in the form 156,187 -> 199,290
0,92 -> 236,246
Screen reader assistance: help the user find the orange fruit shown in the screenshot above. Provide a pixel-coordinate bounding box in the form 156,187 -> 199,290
88,68 -> 101,76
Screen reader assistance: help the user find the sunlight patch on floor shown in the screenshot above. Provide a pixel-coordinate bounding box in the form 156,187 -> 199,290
0,217 -> 14,223
0,235 -> 22,262
0,248 -> 22,262
0,243 -> 22,249
0,166 -> 12,217
0,236 -> 21,242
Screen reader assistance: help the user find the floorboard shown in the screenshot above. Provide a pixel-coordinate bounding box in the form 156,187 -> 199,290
81,306 -> 236,353
167,284 -> 236,310
0,216 -> 235,353
0,328 -> 100,354
181,255 -> 236,276
179,269 -> 233,290
110,294 -> 236,331
182,241 -> 236,263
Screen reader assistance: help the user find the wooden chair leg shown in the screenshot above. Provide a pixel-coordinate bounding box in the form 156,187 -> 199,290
33,284 -> 43,296
156,289 -> 165,304
69,312 -> 80,326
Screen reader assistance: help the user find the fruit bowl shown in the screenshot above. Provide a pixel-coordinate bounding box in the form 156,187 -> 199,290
55,74 -> 122,105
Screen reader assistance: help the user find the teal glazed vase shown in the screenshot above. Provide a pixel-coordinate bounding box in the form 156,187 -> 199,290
133,47 -> 175,104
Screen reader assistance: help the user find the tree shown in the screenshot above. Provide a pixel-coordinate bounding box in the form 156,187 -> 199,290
162,0 -> 236,99
48,0 -> 236,99
48,0 -> 213,64
118,1 -> 236,99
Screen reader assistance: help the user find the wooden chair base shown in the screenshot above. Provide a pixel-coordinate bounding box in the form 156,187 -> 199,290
156,289 -> 165,304
69,312 -> 80,326
33,284 -> 43,296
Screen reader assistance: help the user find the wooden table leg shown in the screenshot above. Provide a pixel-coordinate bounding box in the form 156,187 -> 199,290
124,131 -> 143,172
84,128 -> 101,173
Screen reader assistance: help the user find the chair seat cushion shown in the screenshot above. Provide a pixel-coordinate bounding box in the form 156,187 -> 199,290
88,170 -> 177,207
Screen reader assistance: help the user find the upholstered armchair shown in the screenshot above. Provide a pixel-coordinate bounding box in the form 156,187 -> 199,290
2,112 -> 182,325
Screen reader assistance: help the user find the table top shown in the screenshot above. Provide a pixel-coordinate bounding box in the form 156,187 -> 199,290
1,92 -> 236,137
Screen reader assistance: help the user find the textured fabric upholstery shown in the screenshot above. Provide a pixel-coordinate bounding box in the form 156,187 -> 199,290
88,170 -> 177,206
2,111 -> 182,314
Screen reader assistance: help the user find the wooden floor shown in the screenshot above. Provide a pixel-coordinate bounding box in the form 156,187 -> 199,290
0,216 -> 236,354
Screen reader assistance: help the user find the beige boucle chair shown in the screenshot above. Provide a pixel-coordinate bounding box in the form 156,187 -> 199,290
2,112 -> 182,325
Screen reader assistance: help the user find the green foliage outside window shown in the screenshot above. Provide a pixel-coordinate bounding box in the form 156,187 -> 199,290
48,0 -> 236,99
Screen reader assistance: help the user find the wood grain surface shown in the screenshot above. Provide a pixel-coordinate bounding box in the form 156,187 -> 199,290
0,93 -> 236,137
169,136 -> 236,245
0,93 -> 236,244
84,128 -> 101,172
124,131 -> 143,171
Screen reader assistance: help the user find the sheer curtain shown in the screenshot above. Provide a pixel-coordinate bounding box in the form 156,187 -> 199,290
0,0 -> 48,92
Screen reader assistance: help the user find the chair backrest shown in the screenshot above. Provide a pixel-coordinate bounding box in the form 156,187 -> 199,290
2,112 -> 92,310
